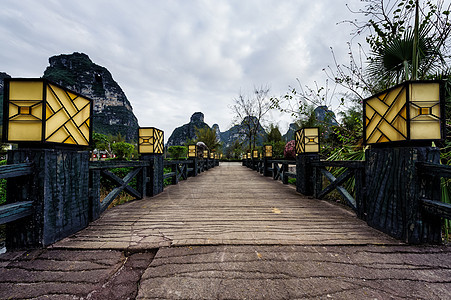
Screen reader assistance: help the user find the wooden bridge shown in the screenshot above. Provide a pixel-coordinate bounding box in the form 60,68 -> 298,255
53,162 -> 397,249
1,162 -> 450,299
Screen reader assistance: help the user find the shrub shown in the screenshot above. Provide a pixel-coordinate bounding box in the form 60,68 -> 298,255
111,142 -> 135,160
284,140 -> 296,159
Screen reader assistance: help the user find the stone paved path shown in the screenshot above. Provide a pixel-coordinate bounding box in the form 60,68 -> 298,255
0,162 -> 450,299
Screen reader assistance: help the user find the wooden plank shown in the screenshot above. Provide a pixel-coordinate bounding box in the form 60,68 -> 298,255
0,163 -> 33,179
0,201 -> 33,225
417,162 -> 451,178
317,168 -> 353,198
89,160 -> 149,170
164,172 -> 176,179
420,198 -> 451,219
268,160 -> 296,165
312,160 -> 365,169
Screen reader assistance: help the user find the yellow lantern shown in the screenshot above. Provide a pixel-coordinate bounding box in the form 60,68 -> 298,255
364,81 -> 444,144
295,127 -> 319,154
263,145 -> 273,158
138,127 -> 164,154
188,144 -> 197,158
3,78 -> 92,147
252,149 -> 258,158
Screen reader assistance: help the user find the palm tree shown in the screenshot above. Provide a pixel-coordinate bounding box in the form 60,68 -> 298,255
367,26 -> 445,90
366,0 -> 449,91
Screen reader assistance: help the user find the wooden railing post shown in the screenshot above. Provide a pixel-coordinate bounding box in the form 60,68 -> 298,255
89,169 -> 101,222
190,158 -> 198,177
6,148 -> 90,248
365,146 -> 441,244
282,162 -> 289,184
171,163 -> 178,185
141,154 -> 164,197
263,158 -> 271,177
296,154 -> 319,196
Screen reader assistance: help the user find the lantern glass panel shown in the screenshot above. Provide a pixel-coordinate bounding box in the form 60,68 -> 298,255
365,86 -> 407,144
409,83 -> 441,140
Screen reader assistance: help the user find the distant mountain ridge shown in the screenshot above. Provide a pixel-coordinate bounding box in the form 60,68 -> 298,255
166,112 -> 210,147
167,112 -> 268,151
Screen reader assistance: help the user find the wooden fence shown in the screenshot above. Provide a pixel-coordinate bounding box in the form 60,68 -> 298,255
1,151 -> 217,248
244,147 -> 451,244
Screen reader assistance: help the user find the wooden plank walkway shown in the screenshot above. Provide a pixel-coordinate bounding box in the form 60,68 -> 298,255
53,162 -> 398,251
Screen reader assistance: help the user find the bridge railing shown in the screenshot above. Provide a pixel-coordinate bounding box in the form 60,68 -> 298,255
89,160 -> 148,221
244,158 -> 296,184
243,146 -> 447,244
416,162 -> 451,220
0,163 -> 34,225
3,150 -> 217,249
312,160 -> 365,218
270,160 -> 296,184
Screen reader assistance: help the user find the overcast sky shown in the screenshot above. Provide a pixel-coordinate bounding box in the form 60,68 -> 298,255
0,0 -> 369,141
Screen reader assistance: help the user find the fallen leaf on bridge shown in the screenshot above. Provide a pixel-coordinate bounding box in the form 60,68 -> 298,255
272,208 -> 281,214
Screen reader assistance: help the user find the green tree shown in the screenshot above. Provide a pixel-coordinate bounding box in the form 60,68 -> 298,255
167,145 -> 187,159
194,126 -> 221,151
111,141 -> 135,160
225,140 -> 243,159
265,124 -> 282,143
264,124 -> 285,158
92,132 -> 110,151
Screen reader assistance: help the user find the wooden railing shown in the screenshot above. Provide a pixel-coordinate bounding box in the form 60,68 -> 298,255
271,160 -> 296,184
164,160 -> 190,185
0,163 -> 34,225
244,158 -> 296,185
416,162 -> 451,220
89,160 -> 148,220
312,160 -> 365,217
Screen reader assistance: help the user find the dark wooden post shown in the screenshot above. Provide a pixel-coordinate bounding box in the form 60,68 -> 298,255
171,163 -> 178,185
296,154 -> 319,196
191,158 -> 198,176
89,169 -> 101,221
282,162 -> 289,184
263,157 -> 271,177
205,158 -> 210,170
141,154 -> 164,197
6,148 -> 90,248
365,146 -> 442,244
